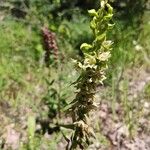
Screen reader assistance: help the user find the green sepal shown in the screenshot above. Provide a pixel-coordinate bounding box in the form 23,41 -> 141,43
80,43 -> 92,53
88,9 -> 98,17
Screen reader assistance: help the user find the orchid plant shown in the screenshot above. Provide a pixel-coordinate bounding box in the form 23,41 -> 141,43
61,0 -> 114,149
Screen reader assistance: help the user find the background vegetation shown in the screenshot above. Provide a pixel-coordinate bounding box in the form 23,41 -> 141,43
0,0 -> 150,149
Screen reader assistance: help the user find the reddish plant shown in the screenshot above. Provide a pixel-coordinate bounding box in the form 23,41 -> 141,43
42,27 -> 58,66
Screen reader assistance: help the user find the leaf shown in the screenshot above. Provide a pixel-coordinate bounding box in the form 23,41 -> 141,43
106,4 -> 113,14
80,43 -> 92,53
78,62 -> 84,69
88,9 -> 97,17
96,33 -> 106,42
90,19 -> 96,29
57,123 -> 75,130
108,23 -> 115,29
44,78 -> 54,85
104,14 -> 113,20
27,115 -> 36,139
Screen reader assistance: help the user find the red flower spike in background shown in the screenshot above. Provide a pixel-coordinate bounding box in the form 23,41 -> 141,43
42,27 -> 58,66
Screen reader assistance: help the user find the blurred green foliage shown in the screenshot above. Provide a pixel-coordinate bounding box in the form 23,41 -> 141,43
0,20 -> 42,59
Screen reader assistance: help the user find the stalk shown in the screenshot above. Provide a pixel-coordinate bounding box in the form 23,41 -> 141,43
67,0 -> 114,149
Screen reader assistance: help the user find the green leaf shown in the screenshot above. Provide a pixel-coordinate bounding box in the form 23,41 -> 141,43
80,43 -> 92,53
108,23 -> 115,29
104,14 -> 113,20
88,9 -> 97,17
96,33 -> 106,41
106,4 -> 113,14
27,115 -> 36,138
90,20 -> 96,29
